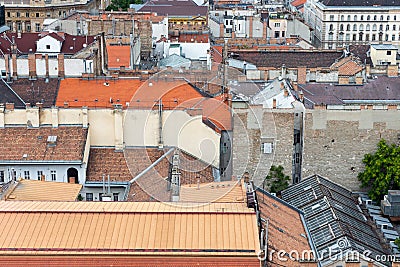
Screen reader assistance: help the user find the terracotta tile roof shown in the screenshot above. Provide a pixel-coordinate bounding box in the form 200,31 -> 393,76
235,50 -> 343,68
256,189 -> 317,266
0,256 -> 262,267
211,45 -> 223,63
179,181 -> 246,203
0,126 -> 88,162
290,0 -> 306,7
107,45 -> 131,69
178,149 -> 215,185
0,201 -> 259,257
3,179 -> 82,201
170,33 -> 209,43
330,56 -> 364,76
56,78 -> 144,108
8,78 -> 59,108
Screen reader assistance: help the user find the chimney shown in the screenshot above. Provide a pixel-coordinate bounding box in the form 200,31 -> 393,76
281,64 -> 286,79
36,102 -> 43,109
299,91 -> 304,103
17,31 -> 21,39
5,103 -> 14,111
283,89 -> 289,97
273,98 -> 277,109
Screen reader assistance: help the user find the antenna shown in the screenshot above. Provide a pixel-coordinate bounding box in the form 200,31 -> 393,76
222,38 -> 228,95
107,174 -> 111,194
102,174 -> 105,194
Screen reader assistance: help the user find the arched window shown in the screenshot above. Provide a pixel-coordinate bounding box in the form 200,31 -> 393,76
359,24 -> 364,31
387,15 -> 390,21
393,25 -> 396,31
340,15 -> 344,21
380,24 -> 383,31
340,24 -> 344,31
354,15 -> 357,21
361,15 -> 364,20
329,24 -> 333,31
394,15 -> 397,21
386,24 -> 389,30
374,15 -> 377,20
372,24 -> 377,31
366,24 -> 370,31
380,15 -> 384,20
367,15 -> 370,20
347,15 -> 351,21
353,24 -> 357,31
347,24 -> 351,31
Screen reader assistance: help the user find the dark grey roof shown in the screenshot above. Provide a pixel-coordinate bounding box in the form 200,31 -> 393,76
281,174 -> 388,266
0,79 -> 25,108
300,76 -> 400,108
321,0 -> 400,6
139,0 -> 207,16
348,45 -> 372,65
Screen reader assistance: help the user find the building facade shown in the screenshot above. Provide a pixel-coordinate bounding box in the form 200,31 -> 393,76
304,0 -> 400,49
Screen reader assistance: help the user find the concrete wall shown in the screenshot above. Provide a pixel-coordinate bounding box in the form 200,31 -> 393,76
303,109 -> 400,190
232,106 -> 295,186
287,18 -> 312,42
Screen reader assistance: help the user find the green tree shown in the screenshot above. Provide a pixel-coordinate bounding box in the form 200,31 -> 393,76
106,0 -> 142,11
263,165 -> 290,193
358,139 -> 400,202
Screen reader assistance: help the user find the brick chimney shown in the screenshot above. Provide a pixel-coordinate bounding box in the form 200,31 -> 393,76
272,98 -> 277,109
5,103 -> 14,111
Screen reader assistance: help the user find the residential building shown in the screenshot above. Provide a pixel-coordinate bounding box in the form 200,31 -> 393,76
1,0 -> 99,33
0,32 -> 100,79
0,201 -> 261,267
0,126 -> 90,184
304,0 -> 400,49
282,174 -> 390,267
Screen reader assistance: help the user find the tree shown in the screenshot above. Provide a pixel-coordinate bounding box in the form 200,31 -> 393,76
358,139 -> 400,202
263,165 -> 290,193
105,0 -> 142,11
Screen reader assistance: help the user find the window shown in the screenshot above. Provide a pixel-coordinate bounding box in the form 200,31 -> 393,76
366,34 -> 369,41
339,32 -> 344,40
230,20 -> 232,25
353,24 -> 357,31
374,15 -> 377,20
329,24 -> 333,31
367,15 -> 370,20
385,34 -> 389,41
395,15 -> 397,21
0,170 -> 4,183
380,15 -> 384,21
274,22 -> 280,27
99,193 -> 103,201
387,51 -> 392,55
379,24 -> 383,31
17,22 -> 21,32
86,193 -> 93,201
340,24 -> 344,31
347,15 -> 351,21
50,170 -> 56,181
372,34 -> 376,41
393,25 -> 396,31
46,44 -> 50,49
346,33 -> 350,41
35,23 -> 40,32
340,15 -> 344,21
359,24 -> 364,31
225,20 -> 228,25
113,193 -> 119,201
386,24 -> 389,30
263,143 -> 273,154
359,33 -> 363,41
354,15 -> 357,21
347,24 -> 350,31
46,12 -> 51,18
37,170 -> 43,180
373,24 -> 377,31
295,153 -> 300,163
16,12 -> 20,18
352,34 -> 356,41
36,12 -> 39,18
392,34 -> 395,41
330,15 -> 334,21
275,31 -> 279,38
24,170 -> 30,179
387,15 -> 390,21
26,24 -> 31,32
361,15 -> 364,20
6,12 -> 10,17
366,24 -> 370,31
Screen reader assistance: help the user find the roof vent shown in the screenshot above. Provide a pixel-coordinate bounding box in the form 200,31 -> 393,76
22,153 -> 28,158
47,135 -> 57,147
104,82 -> 109,86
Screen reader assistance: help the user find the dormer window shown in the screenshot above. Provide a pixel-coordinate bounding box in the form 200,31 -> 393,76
46,44 -> 50,49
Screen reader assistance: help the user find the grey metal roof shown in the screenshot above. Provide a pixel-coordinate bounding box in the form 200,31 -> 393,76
281,174 -> 388,265
371,44 -> 398,50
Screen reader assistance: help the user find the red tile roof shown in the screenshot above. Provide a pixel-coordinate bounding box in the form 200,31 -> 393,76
0,126 -> 88,162
107,45 -> 131,69
170,33 -> 209,43
290,0 -> 306,7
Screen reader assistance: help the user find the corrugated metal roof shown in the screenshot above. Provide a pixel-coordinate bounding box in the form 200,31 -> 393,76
371,44 -> 397,50
0,201 -> 258,256
4,179 -> 82,201
179,181 -> 246,203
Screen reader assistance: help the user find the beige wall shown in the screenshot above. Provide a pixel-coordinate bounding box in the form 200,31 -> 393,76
370,47 -> 397,66
1,107 -> 220,167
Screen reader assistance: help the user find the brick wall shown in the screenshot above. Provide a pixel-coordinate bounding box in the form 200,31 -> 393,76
387,65 -> 398,77
28,53 -> 36,78
232,108 -> 295,187
338,76 -> 349,84
58,54 -> 65,78
303,109 -> 400,191
297,67 -> 307,84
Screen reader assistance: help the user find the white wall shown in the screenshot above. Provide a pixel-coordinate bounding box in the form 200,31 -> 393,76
36,36 -> 62,53
49,58 -> 59,77
178,43 -> 210,60
65,58 -> 93,77
152,17 -> 168,43
36,58 -> 46,77
17,58 -> 29,77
